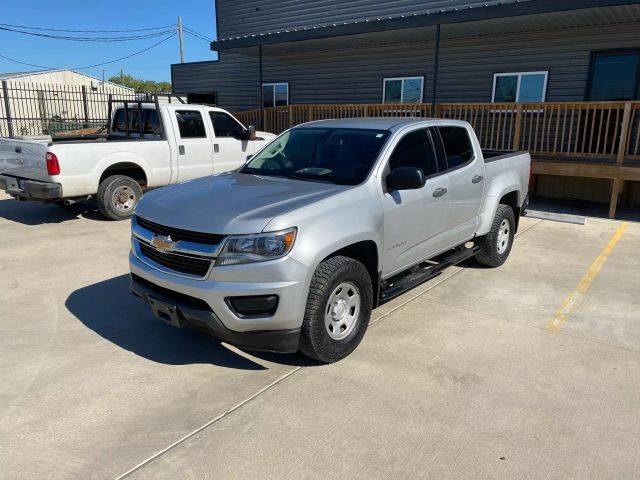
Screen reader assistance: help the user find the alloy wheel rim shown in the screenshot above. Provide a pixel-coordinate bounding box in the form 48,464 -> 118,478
324,282 -> 360,340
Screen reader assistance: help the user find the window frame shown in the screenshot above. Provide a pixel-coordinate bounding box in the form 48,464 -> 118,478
262,82 -> 289,108
208,110 -> 247,139
382,76 -> 425,104
430,126 -> 477,174
585,48 -> 640,101
383,127 -> 445,185
174,109 -> 208,139
491,71 -> 549,103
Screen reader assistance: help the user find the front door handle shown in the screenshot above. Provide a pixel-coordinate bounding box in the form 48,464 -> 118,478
178,145 -> 185,155
433,187 -> 448,198
472,175 -> 484,184
213,143 -> 220,153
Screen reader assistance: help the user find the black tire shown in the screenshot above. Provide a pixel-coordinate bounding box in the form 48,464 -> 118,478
96,175 -> 142,221
475,204 -> 515,268
299,256 -> 373,363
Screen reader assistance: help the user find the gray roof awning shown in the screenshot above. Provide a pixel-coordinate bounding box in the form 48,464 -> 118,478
210,0 -> 640,51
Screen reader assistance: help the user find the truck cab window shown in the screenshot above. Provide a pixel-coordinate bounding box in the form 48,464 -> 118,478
112,108 -> 140,133
437,127 -> 474,170
209,112 -> 245,139
388,129 -> 437,177
175,110 -> 206,138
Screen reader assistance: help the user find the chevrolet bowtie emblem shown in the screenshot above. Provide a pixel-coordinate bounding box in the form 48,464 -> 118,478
150,235 -> 176,253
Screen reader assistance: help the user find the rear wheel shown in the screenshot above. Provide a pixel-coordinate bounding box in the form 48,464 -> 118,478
299,256 -> 373,363
475,204 -> 515,268
96,175 -> 142,220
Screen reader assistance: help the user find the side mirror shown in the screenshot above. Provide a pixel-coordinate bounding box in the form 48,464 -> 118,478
245,125 -> 256,141
386,167 -> 426,191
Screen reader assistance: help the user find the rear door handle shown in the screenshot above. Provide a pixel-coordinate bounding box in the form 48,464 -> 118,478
178,145 -> 185,155
472,175 -> 484,184
433,187 -> 448,198
14,146 -> 21,153
213,143 -> 220,153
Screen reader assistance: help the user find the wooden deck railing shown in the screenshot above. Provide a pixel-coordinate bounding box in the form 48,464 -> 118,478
235,101 -> 640,217
235,101 -> 640,165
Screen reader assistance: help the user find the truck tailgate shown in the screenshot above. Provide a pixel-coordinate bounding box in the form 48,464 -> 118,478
0,138 -> 50,181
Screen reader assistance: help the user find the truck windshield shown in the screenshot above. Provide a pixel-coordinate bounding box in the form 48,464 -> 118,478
241,127 -> 390,185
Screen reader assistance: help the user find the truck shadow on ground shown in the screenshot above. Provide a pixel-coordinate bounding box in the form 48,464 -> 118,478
65,274 -> 313,370
0,198 -> 106,225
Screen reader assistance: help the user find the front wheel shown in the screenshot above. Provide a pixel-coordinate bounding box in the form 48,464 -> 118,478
96,175 -> 142,221
475,204 -> 515,268
299,256 -> 373,363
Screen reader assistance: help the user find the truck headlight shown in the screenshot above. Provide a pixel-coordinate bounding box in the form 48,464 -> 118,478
215,228 -> 297,266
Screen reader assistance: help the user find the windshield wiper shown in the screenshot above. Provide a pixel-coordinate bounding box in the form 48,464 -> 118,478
288,172 -> 334,184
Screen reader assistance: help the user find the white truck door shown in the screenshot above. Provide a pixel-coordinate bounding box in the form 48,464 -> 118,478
431,126 -> 484,246
170,109 -> 215,182
381,128 -> 450,276
207,110 -> 252,173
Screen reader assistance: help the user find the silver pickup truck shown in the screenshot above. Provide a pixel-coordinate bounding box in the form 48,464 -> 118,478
129,118 -> 530,363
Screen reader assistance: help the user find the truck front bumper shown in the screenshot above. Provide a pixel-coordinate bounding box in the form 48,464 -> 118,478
0,174 -> 62,201
129,250 -> 310,353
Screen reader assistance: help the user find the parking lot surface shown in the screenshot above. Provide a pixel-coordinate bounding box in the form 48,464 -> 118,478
1,191 -> 639,479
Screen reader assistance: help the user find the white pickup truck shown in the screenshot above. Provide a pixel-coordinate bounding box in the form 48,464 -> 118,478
0,101 -> 275,219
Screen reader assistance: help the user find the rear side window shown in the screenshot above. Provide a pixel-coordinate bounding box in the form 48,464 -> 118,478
209,112 -> 245,139
388,129 -> 437,177
112,108 -> 140,133
175,110 -> 206,138
438,126 -> 474,169
112,108 -> 159,135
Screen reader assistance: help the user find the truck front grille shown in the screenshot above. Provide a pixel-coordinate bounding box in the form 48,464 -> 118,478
136,216 -> 225,245
139,242 -> 212,277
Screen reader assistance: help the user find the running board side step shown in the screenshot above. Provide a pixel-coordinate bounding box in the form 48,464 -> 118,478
379,245 -> 480,303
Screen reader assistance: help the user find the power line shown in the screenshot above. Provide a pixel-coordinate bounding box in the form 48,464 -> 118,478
0,22 -> 174,33
183,26 -> 213,42
183,30 -> 212,43
0,25 -> 176,42
0,32 -> 176,70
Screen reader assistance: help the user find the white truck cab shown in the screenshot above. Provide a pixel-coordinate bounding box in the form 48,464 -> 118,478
0,101 -> 275,219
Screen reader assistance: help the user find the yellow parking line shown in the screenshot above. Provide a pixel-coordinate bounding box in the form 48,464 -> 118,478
546,222 -> 629,333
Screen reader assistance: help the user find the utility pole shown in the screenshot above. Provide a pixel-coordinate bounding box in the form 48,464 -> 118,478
177,17 -> 185,63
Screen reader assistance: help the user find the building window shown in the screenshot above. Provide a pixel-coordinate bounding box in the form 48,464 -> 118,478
587,50 -> 640,101
492,71 -> 548,103
383,77 -> 424,103
262,83 -> 288,108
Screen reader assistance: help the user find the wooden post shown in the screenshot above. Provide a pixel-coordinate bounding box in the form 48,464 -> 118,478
308,105 -> 313,122
513,104 -> 523,151
608,179 -> 622,219
363,104 -> 369,117
288,104 -> 294,129
609,102 -> 632,218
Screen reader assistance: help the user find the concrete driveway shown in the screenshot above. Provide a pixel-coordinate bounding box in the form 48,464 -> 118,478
1,191 -> 639,479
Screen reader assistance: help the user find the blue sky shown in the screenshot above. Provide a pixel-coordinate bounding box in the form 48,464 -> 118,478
0,0 -> 218,82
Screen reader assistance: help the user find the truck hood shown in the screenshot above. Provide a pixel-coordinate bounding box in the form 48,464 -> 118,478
135,172 -> 346,235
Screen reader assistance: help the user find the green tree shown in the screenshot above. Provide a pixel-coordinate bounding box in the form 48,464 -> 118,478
108,72 -> 172,93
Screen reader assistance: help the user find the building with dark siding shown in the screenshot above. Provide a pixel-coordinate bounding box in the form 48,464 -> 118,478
171,0 -> 640,214
172,1 -> 640,113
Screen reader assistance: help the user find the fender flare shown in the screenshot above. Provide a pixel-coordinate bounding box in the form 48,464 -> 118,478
91,152 -> 152,191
